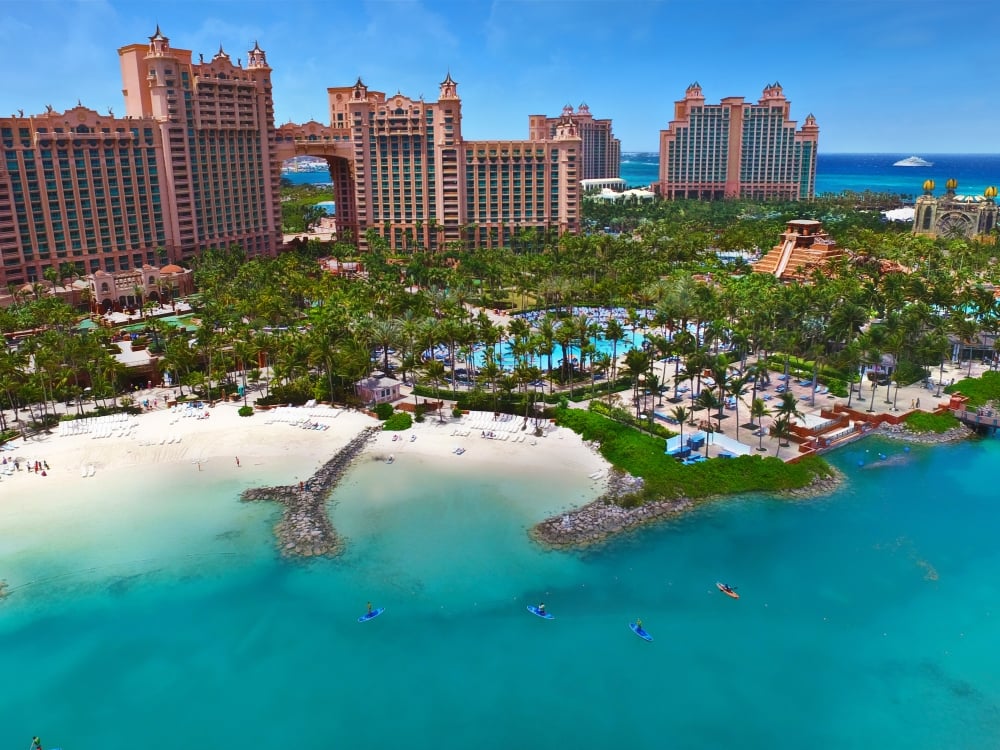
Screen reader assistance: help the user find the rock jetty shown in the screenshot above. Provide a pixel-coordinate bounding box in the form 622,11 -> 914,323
531,469 -> 692,549
241,426 -> 380,558
532,467 -> 844,549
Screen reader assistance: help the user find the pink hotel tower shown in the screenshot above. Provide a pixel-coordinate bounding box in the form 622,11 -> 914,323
275,76 -> 582,252
658,83 -> 818,201
0,28 -> 281,290
0,28 -> 587,288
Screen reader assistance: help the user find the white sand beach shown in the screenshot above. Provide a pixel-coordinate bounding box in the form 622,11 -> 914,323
1,403 -> 608,492
0,402 -> 609,582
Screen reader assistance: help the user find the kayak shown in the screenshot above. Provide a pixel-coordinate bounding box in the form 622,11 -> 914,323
629,622 -> 653,642
526,605 -> 554,620
358,607 -> 385,623
716,582 -> 739,599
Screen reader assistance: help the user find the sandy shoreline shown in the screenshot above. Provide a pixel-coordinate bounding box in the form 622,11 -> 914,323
1,399 -> 973,574
0,404 -> 611,571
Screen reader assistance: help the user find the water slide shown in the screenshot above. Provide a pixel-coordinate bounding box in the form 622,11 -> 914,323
772,237 -> 798,279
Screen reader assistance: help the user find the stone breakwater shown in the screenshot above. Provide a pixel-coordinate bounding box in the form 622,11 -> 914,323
531,467 -> 844,549
241,426 -> 380,558
531,469 -> 681,549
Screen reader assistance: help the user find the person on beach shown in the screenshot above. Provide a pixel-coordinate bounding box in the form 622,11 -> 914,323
235,456 -> 240,468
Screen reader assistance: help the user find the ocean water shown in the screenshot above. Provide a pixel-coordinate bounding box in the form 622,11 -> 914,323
3,434 -> 1000,749
282,153 -> 1000,198
619,152 -> 1000,197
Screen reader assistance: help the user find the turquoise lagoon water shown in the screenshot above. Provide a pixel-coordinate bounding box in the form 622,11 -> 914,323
3,436 -> 1000,749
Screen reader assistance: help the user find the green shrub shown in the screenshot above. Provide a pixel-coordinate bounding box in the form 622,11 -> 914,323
452,406 -> 463,418
893,361 -> 927,387
257,382 -> 315,406
383,412 -> 412,431
238,405 -> 254,417
945,371 -> 1000,408
374,402 -> 394,420
826,378 -> 848,398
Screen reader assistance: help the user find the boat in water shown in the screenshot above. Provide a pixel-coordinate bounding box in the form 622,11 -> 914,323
716,582 -> 739,599
893,156 -> 933,167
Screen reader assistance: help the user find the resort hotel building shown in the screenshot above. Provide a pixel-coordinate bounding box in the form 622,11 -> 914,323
529,104 -> 620,182
275,76 -> 583,252
0,28 -> 281,292
0,27 -> 591,295
657,83 -> 818,201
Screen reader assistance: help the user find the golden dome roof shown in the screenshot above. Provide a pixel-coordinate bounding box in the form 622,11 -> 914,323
985,186 -> 998,199
946,178 -> 958,191
922,179 -> 935,193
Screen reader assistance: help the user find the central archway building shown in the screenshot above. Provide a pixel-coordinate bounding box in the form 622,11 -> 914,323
276,75 -> 582,252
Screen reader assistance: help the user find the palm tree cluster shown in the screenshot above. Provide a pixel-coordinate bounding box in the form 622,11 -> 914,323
3,189 -> 998,437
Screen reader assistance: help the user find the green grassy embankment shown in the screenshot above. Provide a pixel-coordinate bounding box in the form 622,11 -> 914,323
903,411 -> 960,434
945,371 -> 1000,409
554,407 -> 833,503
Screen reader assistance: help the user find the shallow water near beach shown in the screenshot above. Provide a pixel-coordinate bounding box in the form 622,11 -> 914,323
2,436 -> 1000,749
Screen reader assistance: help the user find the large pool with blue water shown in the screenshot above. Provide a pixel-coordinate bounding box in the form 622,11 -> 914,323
426,307 -> 683,372
3,434 -> 1000,749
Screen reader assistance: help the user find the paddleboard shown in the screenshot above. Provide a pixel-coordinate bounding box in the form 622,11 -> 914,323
527,605 -> 554,620
358,607 -> 385,623
629,622 -> 653,642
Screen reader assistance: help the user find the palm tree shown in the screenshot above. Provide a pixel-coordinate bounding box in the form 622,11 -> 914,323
670,405 -> 689,450
951,315 -> 979,379
591,352 -> 612,398
681,354 -> 702,413
421,358 -> 447,422
604,317 -> 625,384
750,397 -> 770,452
623,348 -> 651,419
695,389 -> 719,448
771,414 -> 792,458
774,390 -> 804,427
365,317 -> 402,375
729,373 -> 751,442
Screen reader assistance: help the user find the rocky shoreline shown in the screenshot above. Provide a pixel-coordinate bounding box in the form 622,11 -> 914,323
531,467 -> 844,550
241,425 -> 380,558
876,422 -> 974,444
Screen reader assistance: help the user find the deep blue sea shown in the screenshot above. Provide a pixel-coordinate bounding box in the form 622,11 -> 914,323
3,433 -> 1000,749
618,152 -> 1000,198
287,152 -> 1000,199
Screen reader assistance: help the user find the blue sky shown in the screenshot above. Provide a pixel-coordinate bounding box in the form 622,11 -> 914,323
0,0 -> 996,153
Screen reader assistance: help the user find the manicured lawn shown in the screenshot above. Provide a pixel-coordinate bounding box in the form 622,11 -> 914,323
904,411 -> 960,433
945,371 -> 1000,408
555,407 -> 833,503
